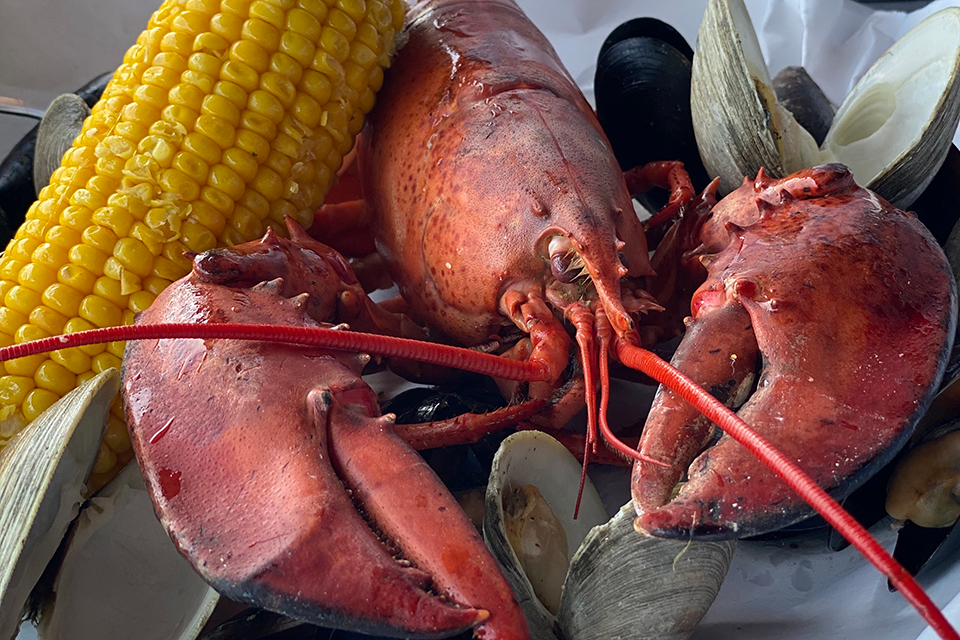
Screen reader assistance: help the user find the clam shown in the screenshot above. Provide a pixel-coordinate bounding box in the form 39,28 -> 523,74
34,462 -> 219,640
0,371 -> 118,640
32,94 -> 90,195
771,66 -> 835,147
691,0 -> 960,209
484,431 -> 735,640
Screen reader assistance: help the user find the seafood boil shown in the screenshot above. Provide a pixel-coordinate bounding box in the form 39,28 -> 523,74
2,0 -> 960,640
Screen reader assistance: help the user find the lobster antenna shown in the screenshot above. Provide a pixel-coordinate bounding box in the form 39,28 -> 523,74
616,339 -> 959,640
0,323 -> 552,383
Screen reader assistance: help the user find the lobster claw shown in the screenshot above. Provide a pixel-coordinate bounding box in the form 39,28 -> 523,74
632,165 -> 957,540
122,231 -> 527,639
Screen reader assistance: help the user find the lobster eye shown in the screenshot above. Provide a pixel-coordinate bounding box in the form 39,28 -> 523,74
551,254 -> 578,283
547,235 -> 578,283
618,251 -> 629,271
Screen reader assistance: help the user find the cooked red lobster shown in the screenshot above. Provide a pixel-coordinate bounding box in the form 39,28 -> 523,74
1,0 -> 958,638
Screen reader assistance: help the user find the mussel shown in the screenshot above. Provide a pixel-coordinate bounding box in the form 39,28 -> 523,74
594,18 -> 708,189
484,431 -> 735,640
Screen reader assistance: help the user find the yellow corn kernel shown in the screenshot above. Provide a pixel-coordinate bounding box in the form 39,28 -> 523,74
288,7 -> 321,40
7,238 -> 41,262
79,295 -> 124,329
46,225 -> 82,250
195,114 -> 237,150
260,72 -> 297,108
58,263 -> 98,292
0,308 -> 27,337
337,0 -> 367,22
0,261 -> 24,282
211,12 -> 244,42
251,165 -> 284,202
144,276 -> 173,296
31,243 -> 71,271
194,32 -> 230,57
29,305 -> 69,336
243,19 -> 282,53
222,0 -> 254,17
190,201 -> 227,236
34,360 -> 76,396
327,9 -> 357,44
43,283 -> 85,317
248,88 -> 286,124
0,376 -> 35,407
91,443 -> 118,475
184,132 -> 223,165
208,164 -> 247,200
92,352 -> 123,374
82,225 -> 120,254
319,26 -> 351,63
5,287 -> 41,316
129,290 -> 157,314
235,128 -> 272,162
104,414 -> 132,454
222,147 -> 259,182
18,264 -> 58,294
250,1 -> 286,30
51,346 -> 93,376
107,339 -> 126,359
114,237 -> 157,277
277,36 -> 313,71
22,388 -> 60,423
64,317 -> 106,357
230,206 -> 264,238
93,277 -> 130,308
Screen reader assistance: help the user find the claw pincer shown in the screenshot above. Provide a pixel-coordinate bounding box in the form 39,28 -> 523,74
122,228 -> 526,639
634,164 -> 957,539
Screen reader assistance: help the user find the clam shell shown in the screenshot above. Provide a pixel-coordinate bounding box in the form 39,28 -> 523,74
32,94 -> 90,194
690,0 -> 821,194
35,463 -> 219,640
558,503 -> 736,640
0,371 -> 118,640
822,7 -> 960,209
484,431 -> 735,640
484,431 -> 609,639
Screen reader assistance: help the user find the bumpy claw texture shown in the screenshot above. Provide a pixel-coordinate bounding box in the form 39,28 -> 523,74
122,229 -> 526,639
633,164 -> 957,540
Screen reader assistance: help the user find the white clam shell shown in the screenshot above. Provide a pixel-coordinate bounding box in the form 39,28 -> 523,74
485,431 -> 736,640
0,371 -> 118,640
35,463 -> 219,640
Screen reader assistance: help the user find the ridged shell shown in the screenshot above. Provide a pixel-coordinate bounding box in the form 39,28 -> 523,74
484,431 -> 735,639
0,371 -> 118,640
690,0 -> 820,195
33,94 -> 90,194
558,503 -> 736,640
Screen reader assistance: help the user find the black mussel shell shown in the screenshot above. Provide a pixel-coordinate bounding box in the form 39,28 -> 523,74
598,17 -> 694,64
771,66 -> 836,147
595,34 -> 708,189
0,71 -> 113,243
915,144 -> 960,247
890,521 -> 956,590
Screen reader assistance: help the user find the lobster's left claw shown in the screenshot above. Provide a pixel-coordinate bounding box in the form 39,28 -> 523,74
633,165 -> 957,540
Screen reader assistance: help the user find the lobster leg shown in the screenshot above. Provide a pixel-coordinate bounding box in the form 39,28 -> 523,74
325,386 -> 529,640
394,399 -> 548,450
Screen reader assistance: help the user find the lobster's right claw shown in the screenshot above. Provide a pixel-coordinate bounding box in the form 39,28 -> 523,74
123,265 -> 527,639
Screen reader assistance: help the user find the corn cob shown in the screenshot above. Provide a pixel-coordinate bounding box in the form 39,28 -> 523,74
0,0 -> 405,485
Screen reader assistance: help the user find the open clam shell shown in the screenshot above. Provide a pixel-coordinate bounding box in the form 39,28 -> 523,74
35,462 -> 219,640
484,431 -> 735,640
692,0 -> 960,209
0,370 -> 118,640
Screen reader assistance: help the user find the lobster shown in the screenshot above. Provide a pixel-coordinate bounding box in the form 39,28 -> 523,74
1,0 -> 958,638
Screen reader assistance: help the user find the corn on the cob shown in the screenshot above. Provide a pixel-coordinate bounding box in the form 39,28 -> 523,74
0,0 -> 405,485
